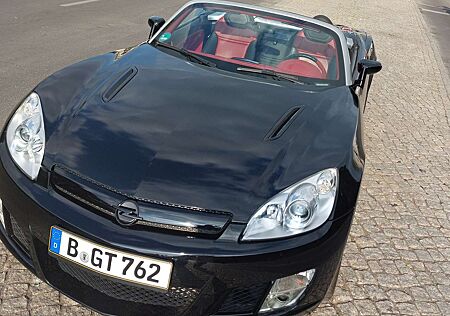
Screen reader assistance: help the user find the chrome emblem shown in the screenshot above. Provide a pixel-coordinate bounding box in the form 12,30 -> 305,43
116,200 -> 141,226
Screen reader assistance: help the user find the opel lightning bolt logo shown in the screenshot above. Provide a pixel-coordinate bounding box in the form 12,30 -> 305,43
116,200 -> 141,226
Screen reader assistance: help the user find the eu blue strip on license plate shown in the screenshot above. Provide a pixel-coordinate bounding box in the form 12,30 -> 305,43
49,226 -> 62,254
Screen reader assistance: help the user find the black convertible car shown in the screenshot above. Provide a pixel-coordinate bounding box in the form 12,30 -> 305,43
0,1 -> 381,315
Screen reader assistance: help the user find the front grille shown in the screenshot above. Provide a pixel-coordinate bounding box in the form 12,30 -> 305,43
10,216 -> 31,254
215,284 -> 270,315
51,165 -> 232,236
58,260 -> 200,307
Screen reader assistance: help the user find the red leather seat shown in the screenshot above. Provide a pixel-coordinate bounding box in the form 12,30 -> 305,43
203,13 -> 257,59
277,59 -> 326,79
293,31 -> 338,79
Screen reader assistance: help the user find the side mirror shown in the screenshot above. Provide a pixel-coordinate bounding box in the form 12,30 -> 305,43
148,16 -> 166,40
358,59 -> 382,75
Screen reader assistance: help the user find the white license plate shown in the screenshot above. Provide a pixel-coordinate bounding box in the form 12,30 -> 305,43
48,226 -> 173,290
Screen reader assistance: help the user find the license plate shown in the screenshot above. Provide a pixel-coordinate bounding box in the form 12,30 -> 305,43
48,226 -> 173,290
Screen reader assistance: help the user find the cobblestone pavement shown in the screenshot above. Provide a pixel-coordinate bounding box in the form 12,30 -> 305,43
1,0 -> 449,315
267,0 -> 450,315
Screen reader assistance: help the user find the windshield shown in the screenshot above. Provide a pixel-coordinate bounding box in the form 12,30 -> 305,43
153,3 -> 345,85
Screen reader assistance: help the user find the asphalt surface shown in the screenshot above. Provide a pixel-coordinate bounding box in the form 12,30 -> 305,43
417,0 -> 450,74
0,0 -> 262,126
1,0 -> 448,122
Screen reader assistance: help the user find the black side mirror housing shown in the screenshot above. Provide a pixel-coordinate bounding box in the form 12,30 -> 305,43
358,59 -> 382,75
354,59 -> 382,87
148,16 -> 166,40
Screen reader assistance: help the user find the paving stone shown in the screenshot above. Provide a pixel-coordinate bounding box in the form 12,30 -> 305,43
5,285 -> 27,301
387,289 -> 412,303
0,297 -> 28,315
29,286 -> 60,309
354,299 -> 378,315
415,301 -> 441,314
396,303 -> 420,315
375,300 -> 399,314
309,305 -> 337,316
60,306 -> 95,315
30,306 -> 60,316
336,302 -> 359,315
436,301 -> 450,315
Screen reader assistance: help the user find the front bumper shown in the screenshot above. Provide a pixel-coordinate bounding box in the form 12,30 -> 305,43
0,144 -> 353,316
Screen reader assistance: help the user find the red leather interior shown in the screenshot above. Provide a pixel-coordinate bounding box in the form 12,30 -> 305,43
197,51 -> 324,79
208,16 -> 256,59
214,16 -> 256,37
170,8 -> 342,80
293,32 -> 339,79
294,32 -> 336,56
196,51 -> 267,67
214,32 -> 256,58
277,59 -> 326,79
184,30 -> 204,52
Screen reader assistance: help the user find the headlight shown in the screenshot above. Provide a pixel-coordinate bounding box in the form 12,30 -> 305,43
6,92 -> 45,180
242,168 -> 337,241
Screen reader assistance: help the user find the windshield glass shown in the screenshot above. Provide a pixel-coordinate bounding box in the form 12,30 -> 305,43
153,3 -> 345,85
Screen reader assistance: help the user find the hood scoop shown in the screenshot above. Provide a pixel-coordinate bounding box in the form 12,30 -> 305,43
265,106 -> 303,141
102,67 -> 138,102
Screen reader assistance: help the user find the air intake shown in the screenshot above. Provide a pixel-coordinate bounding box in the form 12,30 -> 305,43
265,106 -> 303,141
102,67 -> 138,102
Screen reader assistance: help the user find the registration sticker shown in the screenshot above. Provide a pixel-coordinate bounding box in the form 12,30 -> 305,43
48,226 -> 173,290
159,32 -> 172,42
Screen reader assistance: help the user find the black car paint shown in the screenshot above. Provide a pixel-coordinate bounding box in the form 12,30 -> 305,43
36,44 -> 362,224
0,150 -> 351,315
0,23 -> 377,315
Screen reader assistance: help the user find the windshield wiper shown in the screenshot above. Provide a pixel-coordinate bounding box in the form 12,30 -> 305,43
236,67 -> 309,85
154,41 -> 216,68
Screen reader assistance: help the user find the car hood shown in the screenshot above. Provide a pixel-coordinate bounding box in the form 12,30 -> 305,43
40,45 -> 357,222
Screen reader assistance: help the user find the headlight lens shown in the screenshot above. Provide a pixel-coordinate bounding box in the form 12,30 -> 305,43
6,92 -> 45,180
242,168 -> 337,241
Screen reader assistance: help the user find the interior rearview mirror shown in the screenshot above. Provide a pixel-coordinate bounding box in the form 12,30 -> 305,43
148,16 -> 166,40
358,59 -> 382,75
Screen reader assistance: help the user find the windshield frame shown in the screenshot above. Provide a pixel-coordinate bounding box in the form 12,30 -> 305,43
150,0 -> 352,86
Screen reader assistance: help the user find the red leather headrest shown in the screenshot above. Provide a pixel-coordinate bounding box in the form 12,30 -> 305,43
215,16 -> 256,38
294,32 -> 336,58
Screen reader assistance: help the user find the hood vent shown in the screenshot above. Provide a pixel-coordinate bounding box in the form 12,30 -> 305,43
265,106 -> 303,141
102,67 -> 138,102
